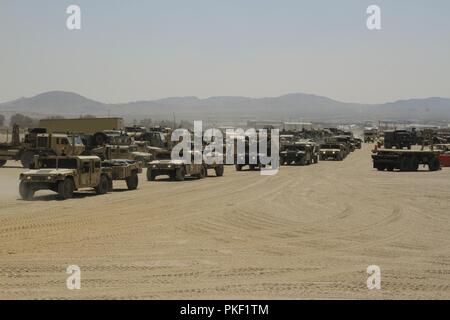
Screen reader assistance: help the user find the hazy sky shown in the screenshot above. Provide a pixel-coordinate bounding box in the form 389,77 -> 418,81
1,0 -> 450,104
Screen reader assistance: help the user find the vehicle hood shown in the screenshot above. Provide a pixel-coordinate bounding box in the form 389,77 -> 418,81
131,152 -> 152,158
150,159 -> 185,165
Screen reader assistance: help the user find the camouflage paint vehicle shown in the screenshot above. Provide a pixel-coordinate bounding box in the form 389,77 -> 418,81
19,156 -> 111,200
146,151 -> 211,181
280,141 -> 318,165
101,159 -> 142,190
319,143 -> 346,161
108,145 -> 153,165
372,149 -> 441,172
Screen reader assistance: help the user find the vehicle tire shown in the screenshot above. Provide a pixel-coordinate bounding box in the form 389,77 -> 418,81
428,157 -> 441,171
126,172 -> 139,190
93,132 -> 108,146
0,160 -> 6,167
249,164 -> 257,171
107,177 -> 113,191
20,151 -> 35,168
214,165 -> 224,177
95,175 -> 109,194
19,181 -> 34,200
57,178 -> 74,199
410,157 -> 419,171
146,169 -> 156,181
175,166 -> 186,181
337,154 -> 343,161
376,164 -> 386,171
399,157 -> 411,172
198,165 -> 207,179
387,166 -> 394,171
235,164 -> 243,171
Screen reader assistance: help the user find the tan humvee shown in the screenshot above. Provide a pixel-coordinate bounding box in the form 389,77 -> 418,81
19,156 -> 111,200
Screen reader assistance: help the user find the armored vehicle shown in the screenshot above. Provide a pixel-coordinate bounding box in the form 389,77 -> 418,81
353,138 -> 362,149
19,156 -> 111,200
101,159 -> 142,190
372,149 -> 441,172
319,143 -> 346,161
146,150 -> 220,181
364,130 -> 378,143
280,141 -> 318,165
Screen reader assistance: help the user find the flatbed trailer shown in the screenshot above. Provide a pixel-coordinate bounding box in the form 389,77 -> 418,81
372,149 -> 441,172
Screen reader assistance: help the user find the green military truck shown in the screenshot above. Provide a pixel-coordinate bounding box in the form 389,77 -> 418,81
372,149 -> 441,172
280,141 -> 318,165
19,156 -> 112,200
147,150 -> 223,181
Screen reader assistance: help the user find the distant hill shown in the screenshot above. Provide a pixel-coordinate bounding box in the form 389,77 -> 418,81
1,91 -> 450,123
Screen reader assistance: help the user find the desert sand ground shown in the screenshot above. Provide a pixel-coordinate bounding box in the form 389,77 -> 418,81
0,144 -> 449,299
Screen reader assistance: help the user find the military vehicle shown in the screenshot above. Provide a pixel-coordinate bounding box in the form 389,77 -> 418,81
0,126 -> 85,168
372,149 -> 441,172
101,159 -> 142,190
335,136 -> 355,153
280,141 -> 318,165
234,133 -> 275,171
353,138 -> 362,149
324,137 -> 351,156
364,129 -> 378,143
108,145 -> 153,165
18,156 -> 112,200
319,143 -> 346,161
383,130 -> 414,150
146,150 -> 209,181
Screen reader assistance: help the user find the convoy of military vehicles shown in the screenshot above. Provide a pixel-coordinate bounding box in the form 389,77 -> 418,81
0,117 -> 448,200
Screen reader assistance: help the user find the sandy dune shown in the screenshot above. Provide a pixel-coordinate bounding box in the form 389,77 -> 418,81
0,145 -> 449,299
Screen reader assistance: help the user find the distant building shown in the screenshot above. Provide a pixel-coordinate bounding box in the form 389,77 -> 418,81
246,120 -> 283,129
283,122 -> 313,131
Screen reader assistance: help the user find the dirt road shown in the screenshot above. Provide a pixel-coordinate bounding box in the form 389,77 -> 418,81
0,145 -> 449,299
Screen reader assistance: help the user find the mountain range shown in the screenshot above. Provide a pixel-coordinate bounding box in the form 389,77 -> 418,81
1,91 -> 450,123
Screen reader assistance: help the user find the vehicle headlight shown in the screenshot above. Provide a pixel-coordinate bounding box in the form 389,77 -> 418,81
47,176 -> 52,180
332,151 -> 336,154
167,165 -> 172,168
152,165 -> 156,168
27,176 -> 31,180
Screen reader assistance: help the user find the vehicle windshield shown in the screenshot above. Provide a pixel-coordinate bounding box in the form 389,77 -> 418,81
39,158 -> 78,169
156,152 -> 172,160
321,144 -> 340,149
68,135 -> 83,146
